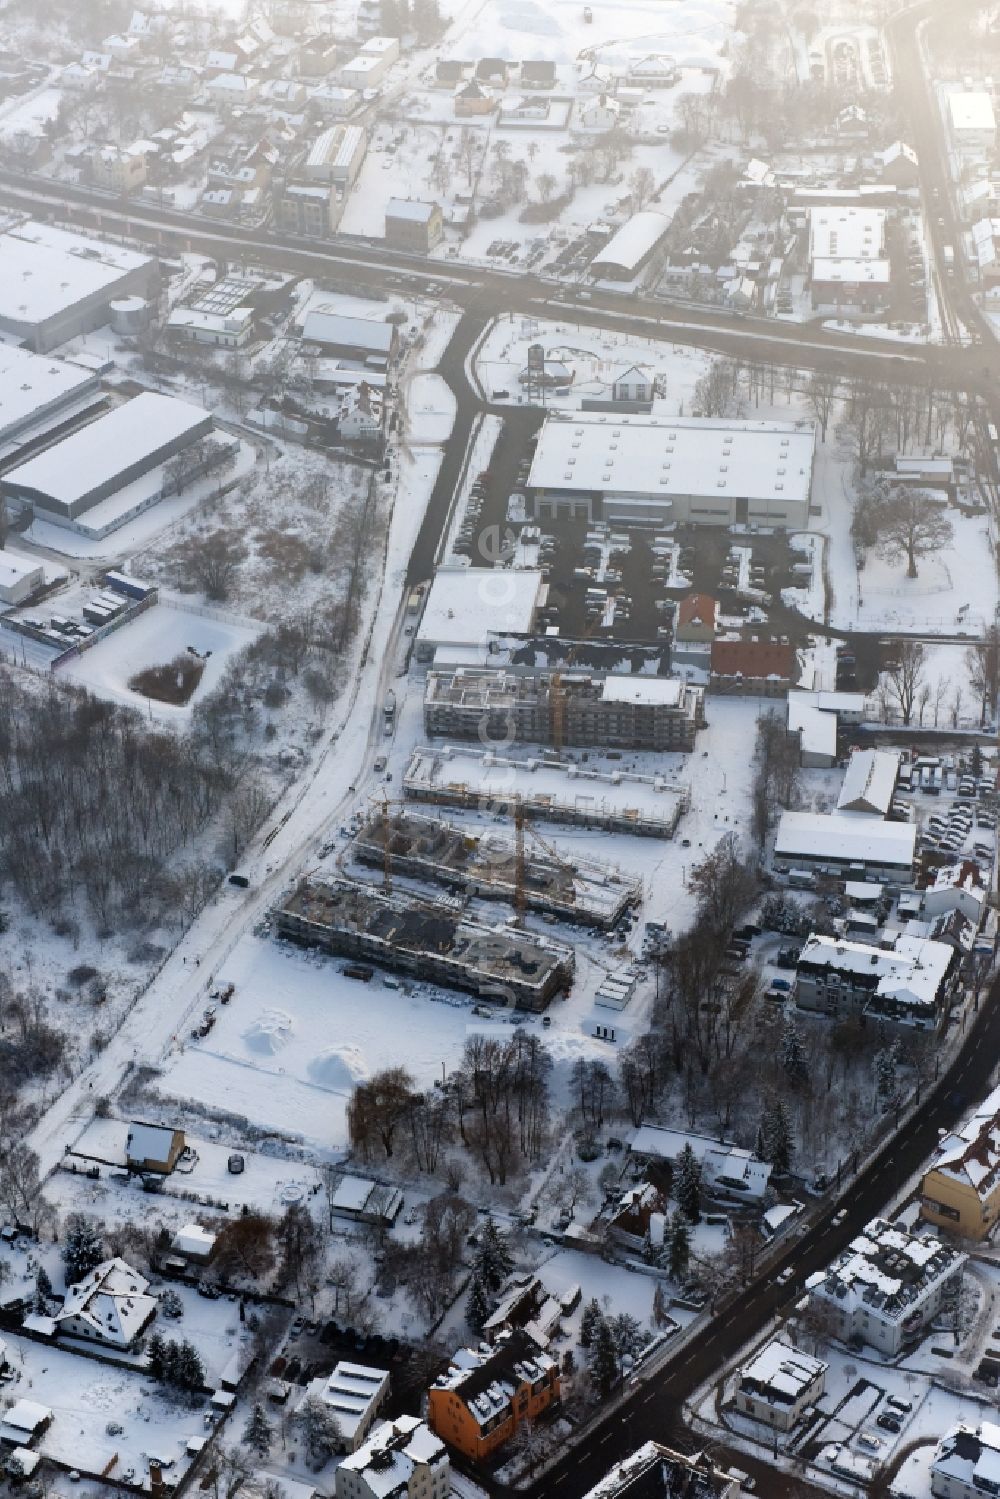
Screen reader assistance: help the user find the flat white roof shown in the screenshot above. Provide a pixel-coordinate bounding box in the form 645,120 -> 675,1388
0,345 -> 99,440
599,675 -> 683,707
386,198 -> 436,222
812,257 -> 891,283
3,393 -> 210,508
527,414 -> 815,504
949,90 -> 996,133
775,810 -> 916,868
417,567 -> 544,647
808,206 -> 885,260
301,308 -> 394,353
0,552 -> 43,589
0,220 -> 151,328
787,697 -> 837,757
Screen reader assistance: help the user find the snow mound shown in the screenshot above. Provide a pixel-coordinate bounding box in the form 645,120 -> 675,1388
243,1009 -> 296,1054
308,1045 -> 370,1091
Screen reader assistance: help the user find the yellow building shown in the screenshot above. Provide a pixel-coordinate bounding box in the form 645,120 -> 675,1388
921,1085 -> 1000,1241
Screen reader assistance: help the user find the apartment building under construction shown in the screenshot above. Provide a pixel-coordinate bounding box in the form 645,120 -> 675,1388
423,668 -> 705,752
274,877 -> 574,1010
354,807 -> 640,928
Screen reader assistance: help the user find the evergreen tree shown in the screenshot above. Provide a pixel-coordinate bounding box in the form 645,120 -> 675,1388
62,1214 -> 104,1287
146,1330 -> 168,1380
466,1272 -> 492,1333
781,1017 -> 810,1091
666,1211 -> 691,1280
473,1217 -> 515,1296
875,1044 -> 899,1102
292,1394 -> 343,1469
34,1264 -> 53,1311
674,1143 -> 702,1223
610,1312 -> 644,1365
579,1297 -> 603,1349
759,1098 -> 794,1174
243,1403 -> 273,1459
588,1313 -> 618,1397
174,1340 -> 206,1392
652,1281 -> 669,1327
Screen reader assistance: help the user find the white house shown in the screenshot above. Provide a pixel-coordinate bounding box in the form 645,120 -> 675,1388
948,91 -> 997,150
932,1421 -> 1000,1499
629,1125 -> 771,1200
579,93 -> 621,131
336,1417 -> 449,1499
735,1340 -> 827,1432
612,365 -> 654,403
806,1218 -> 965,1356
54,1257 -> 158,1350
922,862 -> 989,926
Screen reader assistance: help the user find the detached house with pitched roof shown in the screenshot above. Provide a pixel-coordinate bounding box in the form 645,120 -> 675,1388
55,1257 -> 158,1349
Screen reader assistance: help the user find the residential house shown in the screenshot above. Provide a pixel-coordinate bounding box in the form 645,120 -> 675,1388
921,1083 -> 1000,1241
336,1417 -> 449,1499
579,93 -> 621,132
947,90 -> 997,151
608,1183 -> 664,1254
385,199 -> 443,252
126,1122 -> 185,1173
328,1174 -> 403,1225
476,57 -> 509,87
922,861 -> 989,926
274,178 -> 340,237
302,1363 -> 390,1452
520,60 -> 556,89
629,1125 -> 772,1201
339,382 -> 383,443
339,52 -> 391,89
577,61 -> 614,93
932,1422 -> 1000,1499
308,84 -> 361,118
795,933 -> 954,1025
54,1257 -> 158,1350
0,1402 -> 52,1448
806,1218 -> 965,1356
875,140 -> 919,188
89,144 -> 147,194
735,1340 -> 827,1431
297,35 -> 339,76
434,59 -> 465,88
626,54 -> 678,87
454,79 -> 496,116
611,365 -> 654,404
427,1330 -> 560,1462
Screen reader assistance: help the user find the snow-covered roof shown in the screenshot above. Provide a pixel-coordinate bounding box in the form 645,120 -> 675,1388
307,124 -> 365,170
798,933 -> 953,1012
339,1416 -> 446,1496
55,1257 -> 157,1346
301,308 -> 394,353
527,414 -> 816,505
3,1401 -> 51,1433
599,676 -> 683,707
0,344 -> 94,444
812,1218 -> 965,1326
386,197 -> 437,222
591,211 -> 670,274
811,257 -> 891,283
808,206 -> 885,260
305,1362 -> 388,1441
330,1175 -> 376,1213
837,748 -> 899,815
629,1126 -> 771,1198
787,698 -> 836,759
929,1082 -> 1000,1202
171,1224 -> 217,1257
0,553 -> 43,590
125,1120 -> 182,1164
934,1423 -> 1000,1494
774,810 -> 915,870
739,1339 -> 826,1403
3,395 -> 211,512
0,220 -> 152,330
417,567 -> 545,647
948,90 -> 996,134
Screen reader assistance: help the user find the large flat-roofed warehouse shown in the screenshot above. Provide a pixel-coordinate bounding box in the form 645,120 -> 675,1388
274,877 -> 574,1010
424,667 -> 704,751
2,393 -> 214,531
527,414 -> 816,527
354,807 -> 640,927
0,345 -> 102,453
0,219 -> 158,352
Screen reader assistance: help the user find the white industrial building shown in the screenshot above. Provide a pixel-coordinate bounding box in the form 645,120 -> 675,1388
0,220 -> 158,352
415,567 -> 547,656
1,393 -> 215,537
806,1218 -> 965,1356
947,90 -> 997,149
526,414 -> 816,528
0,345 -> 103,453
837,748 -> 900,815
774,810 -> 916,882
735,1341 -> 827,1432
305,125 -> 367,185
590,211 -> 671,280
0,552 -> 44,606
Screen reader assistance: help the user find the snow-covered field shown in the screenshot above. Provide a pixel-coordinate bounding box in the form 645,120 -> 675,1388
56,602 -> 262,723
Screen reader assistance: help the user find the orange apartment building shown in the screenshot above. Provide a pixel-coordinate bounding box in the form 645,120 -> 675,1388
426,1330 -> 560,1462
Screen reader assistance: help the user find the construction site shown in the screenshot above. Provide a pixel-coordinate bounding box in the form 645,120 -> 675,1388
273,877 -> 575,1010
403,746 -> 689,839
423,668 -> 705,752
353,805 -> 641,928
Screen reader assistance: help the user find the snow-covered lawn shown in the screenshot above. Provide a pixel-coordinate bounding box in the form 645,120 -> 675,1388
56,603 -> 262,724
405,373 -> 456,445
